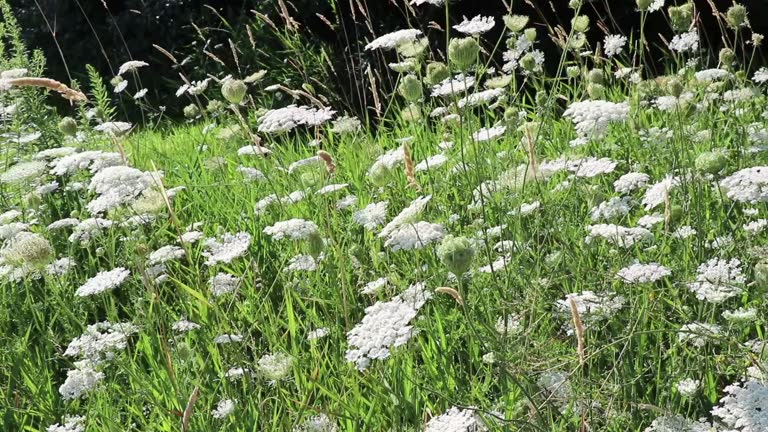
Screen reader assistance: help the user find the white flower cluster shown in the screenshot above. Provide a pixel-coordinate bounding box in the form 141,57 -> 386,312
424,406 -> 488,432
293,414 -> 338,432
556,291 -> 625,334
472,125 -> 507,142
209,272 -> 241,297
345,283 -> 431,370
50,150 -> 123,176
86,166 -> 157,214
75,268 -> 131,297
64,321 -> 139,363
256,352 -> 293,381
353,201 -> 389,230
720,167 -> 768,203
616,263 -> 671,284
711,379 -> 768,431
604,34 -> 627,57
211,399 -> 236,419
457,88 -> 505,109
562,100 -> 630,139
59,363 -> 104,400
590,197 -> 633,221
47,415 -> 86,432
431,74 -> 476,97
678,322 -> 721,347
676,378 -> 700,397
695,68 -> 731,82
368,147 -> 404,176
453,15 -> 495,36
263,218 -> 319,241
364,29 -> 422,51
383,221 -> 445,251
68,218 -> 114,244
669,30 -> 699,53
614,172 -> 650,194
642,175 -> 679,210
415,154 -> 449,172
257,105 -> 336,133
585,224 -> 652,248
202,232 -> 252,266
147,245 -> 185,265
687,258 -> 745,303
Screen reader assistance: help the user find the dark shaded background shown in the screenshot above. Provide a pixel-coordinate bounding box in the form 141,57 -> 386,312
9,0 -> 768,120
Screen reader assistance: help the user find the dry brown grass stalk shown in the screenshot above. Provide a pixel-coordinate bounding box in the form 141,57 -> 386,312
317,150 -> 337,174
568,297 -> 586,366
4,77 -> 87,102
402,142 -> 420,191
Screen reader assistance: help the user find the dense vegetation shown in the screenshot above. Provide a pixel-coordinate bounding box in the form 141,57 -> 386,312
2,0 -> 768,431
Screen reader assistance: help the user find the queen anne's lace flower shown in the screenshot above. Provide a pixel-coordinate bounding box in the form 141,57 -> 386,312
616,263 -> 671,283
383,221 -> 446,251
364,29 -> 422,51
424,407 -> 488,432
555,291 -> 625,334
59,363 -> 104,400
258,105 -> 335,133
711,379 -> 768,431
293,414 -> 338,432
76,268 -> 130,297
453,15 -> 495,36
117,60 -> 148,75
472,126 -> 507,142
47,415 -> 86,432
590,197 -> 632,221
202,232 -> 251,266
669,30 -> 699,53
720,167 -> 768,203
687,258 -> 745,303
642,175 -> 679,210
211,399 -> 236,419
614,172 -> 650,194
345,283 -> 431,370
585,224 -> 652,248
379,195 -> 432,238
86,166 -> 157,214
209,273 -> 240,297
563,100 -> 630,139
431,74 -> 476,97
603,34 -> 627,57
678,322 -> 721,347
64,321 -> 138,363
263,219 -> 318,240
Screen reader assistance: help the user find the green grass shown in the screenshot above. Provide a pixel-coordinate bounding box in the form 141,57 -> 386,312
2,2 -> 768,431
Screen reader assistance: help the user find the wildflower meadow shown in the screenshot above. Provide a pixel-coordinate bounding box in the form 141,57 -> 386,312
2,0 -> 768,430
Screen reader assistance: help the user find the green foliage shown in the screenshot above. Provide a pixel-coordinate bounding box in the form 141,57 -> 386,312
85,64 -> 116,123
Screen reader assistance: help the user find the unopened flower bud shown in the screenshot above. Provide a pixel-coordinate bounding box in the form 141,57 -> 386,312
183,104 -> 200,119
694,150 -> 728,174
587,69 -> 604,84
587,82 -> 605,99
398,75 -> 423,102
221,79 -> 247,104
503,15 -> 529,33
754,260 -> 768,288
449,37 -> 480,71
523,28 -> 537,42
437,235 -> 475,275
568,0 -> 582,9
726,4 -> 748,29
58,117 -> 78,136
636,0 -> 652,11
307,232 -> 325,259
668,4 -> 693,33
572,15 -> 590,33
425,62 -> 450,86
566,66 -> 581,78
520,53 -> 537,72
719,48 -> 736,67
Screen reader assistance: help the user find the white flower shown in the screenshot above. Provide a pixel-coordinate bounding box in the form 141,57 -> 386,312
345,283 -> 431,370
585,224 -> 652,248
47,415 -> 86,432
720,167 -> 768,203
214,334 -> 243,344
383,221 -> 445,251
288,156 -> 323,174
614,172 -> 650,194
258,105 -> 335,133
133,88 -> 148,99
364,29 -> 422,51
172,319 -> 201,332
211,399 -> 235,419
723,307 -> 757,322
64,321 -> 138,363
257,352 -> 293,381
237,166 -> 266,182
59,364 -> 104,400
637,213 -> 665,228
669,31 -> 699,53
453,15 -> 495,36
147,245 -> 185,265
68,218 -> 114,244
676,378 -> 700,397
695,68 -> 731,82
86,166 -> 157,214
1,68 -> 28,78
76,268 -> 130,297
743,219 -> 768,235
495,314 -> 522,336
202,232 -> 251,266
360,277 -> 389,295
293,414 -> 338,432
603,34 -> 627,57
424,407 -> 488,432
307,328 -> 329,340
264,219 -> 318,241
711,379 -> 768,431
556,291 -> 625,334
457,88 -> 505,108
46,257 -> 76,276
590,197 -> 632,221
672,225 -> 697,239
472,125 -> 506,142
415,154 -> 449,172
94,121 -> 132,136
648,0 -> 664,12
113,81 -> 128,93
49,150 -> 123,176
642,175 -> 679,210
0,160 -> 47,184
431,74 -> 476,97
563,100 -> 630,139
285,254 -> 318,272
0,210 -> 21,224
678,322 -> 721,347
616,263 -> 671,283
336,195 -> 358,210
209,273 -> 241,297
117,60 -> 149,75
687,258 -> 745,303
316,183 -> 348,195
752,67 -> 768,83
379,196 -> 432,238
